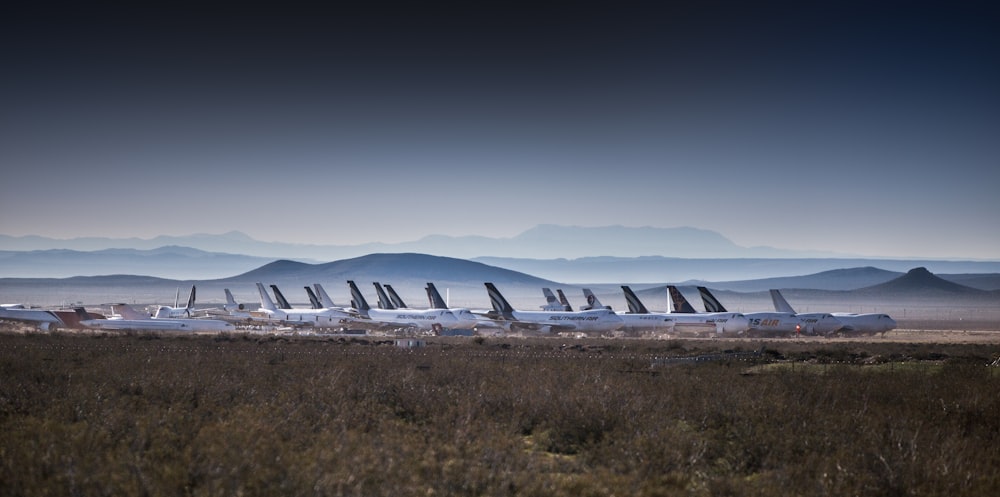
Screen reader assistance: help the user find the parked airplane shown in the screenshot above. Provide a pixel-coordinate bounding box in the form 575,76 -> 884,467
652,286 -> 751,335
425,282 -> 500,330
770,289 -> 897,335
255,283 -> 357,327
198,288 -> 253,321
483,283 -> 624,334
0,305 -> 106,330
79,305 -> 235,332
348,280 -> 459,331
153,286 -> 197,318
0,306 -> 67,330
607,286 -> 676,332
696,286 -> 842,336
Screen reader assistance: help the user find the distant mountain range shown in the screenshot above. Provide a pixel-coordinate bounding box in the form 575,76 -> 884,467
0,246 -> 287,279
2,227 -> 999,315
470,256 -> 1000,285
1,254 -> 997,312
0,225 -> 851,261
3,243 -> 1000,284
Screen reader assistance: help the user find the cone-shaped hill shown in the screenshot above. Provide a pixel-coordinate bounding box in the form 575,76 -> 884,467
856,267 -> 987,297
216,253 -> 555,291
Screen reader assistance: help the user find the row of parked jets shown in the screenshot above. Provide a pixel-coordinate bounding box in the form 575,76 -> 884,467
1,281 -> 896,336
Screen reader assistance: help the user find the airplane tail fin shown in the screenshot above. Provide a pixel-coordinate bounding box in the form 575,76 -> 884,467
541,288 -> 560,310
582,288 -> 611,310
224,289 -> 245,312
270,285 -> 293,310
770,289 -> 797,313
347,281 -> 371,313
384,284 -> 407,309
621,286 -> 649,314
557,289 -> 575,311
667,286 -> 697,313
305,286 -> 323,309
373,282 -> 395,309
484,282 -> 515,317
185,285 -> 197,311
314,284 -> 337,308
426,282 -> 449,309
697,286 -> 727,313
256,283 -> 278,312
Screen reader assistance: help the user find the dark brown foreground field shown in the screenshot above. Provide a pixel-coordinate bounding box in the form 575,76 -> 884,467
2,330 -> 999,496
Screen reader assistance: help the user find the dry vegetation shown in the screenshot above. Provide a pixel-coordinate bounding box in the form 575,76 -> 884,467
2,330 -> 999,496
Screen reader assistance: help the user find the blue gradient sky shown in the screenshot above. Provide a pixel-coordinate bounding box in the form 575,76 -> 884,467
2,2 -> 998,259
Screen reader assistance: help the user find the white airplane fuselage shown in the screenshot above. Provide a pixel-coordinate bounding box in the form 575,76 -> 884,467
790,312 -> 845,335
831,313 -> 897,334
744,312 -> 843,335
154,306 -> 193,318
365,308 -> 459,330
669,312 -> 751,335
255,308 -> 357,326
616,312 -> 676,331
80,318 -> 235,332
0,308 -> 66,330
507,308 -> 624,333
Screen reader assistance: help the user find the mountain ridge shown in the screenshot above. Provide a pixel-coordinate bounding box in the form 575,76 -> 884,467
0,225 -> 855,260
2,254 -> 998,312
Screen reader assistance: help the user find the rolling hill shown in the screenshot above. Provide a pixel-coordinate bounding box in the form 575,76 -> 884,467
856,267 -> 989,297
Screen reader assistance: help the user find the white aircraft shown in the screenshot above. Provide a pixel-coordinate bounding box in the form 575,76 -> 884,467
201,288 -> 253,322
0,305 -> 106,330
152,286 -> 197,318
255,283 -> 357,327
697,286 -> 842,336
348,280 -> 459,331
610,286 -> 677,332
79,305 -> 235,332
660,286 -> 751,335
424,282 -> 500,330
0,306 -> 66,330
770,289 -> 897,335
482,282 -> 624,334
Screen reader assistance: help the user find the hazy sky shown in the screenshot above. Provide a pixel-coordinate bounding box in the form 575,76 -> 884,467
2,2 -> 998,259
